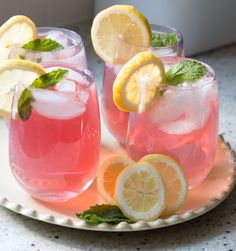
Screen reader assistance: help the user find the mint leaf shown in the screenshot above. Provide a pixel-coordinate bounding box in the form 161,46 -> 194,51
30,69 -> 69,89
19,54 -> 26,60
17,89 -> 33,121
76,205 -> 133,225
22,38 -> 64,52
17,69 -> 69,121
166,60 -> 208,86
151,33 -> 178,47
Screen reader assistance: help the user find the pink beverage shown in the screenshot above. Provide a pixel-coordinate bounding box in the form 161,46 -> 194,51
9,63 -> 100,201
102,24 -> 184,144
10,27 -> 87,67
102,63 -> 129,144
126,58 -> 218,188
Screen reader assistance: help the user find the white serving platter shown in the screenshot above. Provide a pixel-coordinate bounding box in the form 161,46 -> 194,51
0,119 -> 235,232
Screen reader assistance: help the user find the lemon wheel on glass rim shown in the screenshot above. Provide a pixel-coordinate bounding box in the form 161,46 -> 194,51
113,51 -> 166,113
91,5 -> 151,64
0,15 -> 37,61
0,59 -> 45,118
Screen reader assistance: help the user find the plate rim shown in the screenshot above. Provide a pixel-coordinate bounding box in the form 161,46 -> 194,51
0,135 -> 236,232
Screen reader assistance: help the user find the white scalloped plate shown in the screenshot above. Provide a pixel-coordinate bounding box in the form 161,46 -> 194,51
0,118 -> 236,232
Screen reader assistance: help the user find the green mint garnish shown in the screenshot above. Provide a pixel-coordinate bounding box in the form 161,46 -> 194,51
19,54 -> 26,60
166,60 -> 208,86
151,33 -> 178,47
76,205 -> 133,225
17,89 -> 34,121
22,38 -> 64,52
17,69 -> 69,121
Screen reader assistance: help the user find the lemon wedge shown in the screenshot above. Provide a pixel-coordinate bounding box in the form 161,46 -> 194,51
0,15 -> 37,61
91,5 -> 151,64
0,59 -> 45,118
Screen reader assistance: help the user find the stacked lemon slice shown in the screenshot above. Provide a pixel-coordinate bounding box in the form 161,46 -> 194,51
97,154 -> 188,222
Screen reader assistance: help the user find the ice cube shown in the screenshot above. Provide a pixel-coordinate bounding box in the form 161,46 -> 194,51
56,80 -> 76,93
152,47 -> 176,57
32,89 -> 68,104
9,44 -> 42,62
192,77 -> 213,87
32,89 -> 86,120
78,90 -> 89,104
33,101 -> 86,120
150,83 -> 212,134
46,31 -> 73,47
150,89 -> 192,125
8,44 -> 23,59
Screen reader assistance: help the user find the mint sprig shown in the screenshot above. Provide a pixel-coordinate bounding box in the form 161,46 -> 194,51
166,60 -> 208,86
151,33 -> 178,47
76,205 -> 133,225
17,69 -> 69,121
22,38 -> 64,52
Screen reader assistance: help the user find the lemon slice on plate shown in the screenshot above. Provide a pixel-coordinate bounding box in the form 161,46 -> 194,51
141,154 -> 188,216
113,51 -> 166,113
0,15 -> 37,61
91,5 -> 151,64
0,59 -> 45,118
97,156 -> 135,204
115,161 -> 166,221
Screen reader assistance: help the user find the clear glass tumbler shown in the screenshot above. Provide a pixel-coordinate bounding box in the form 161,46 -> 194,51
126,57 -> 218,188
9,63 -> 100,201
9,27 -> 87,67
102,24 -> 184,144
151,24 -> 184,57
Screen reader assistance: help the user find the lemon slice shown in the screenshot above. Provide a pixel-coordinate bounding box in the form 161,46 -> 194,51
91,5 -> 151,64
115,161 -> 166,221
113,51 -> 166,113
0,59 -> 45,118
0,15 -> 37,61
97,156 -> 135,204
141,154 -> 188,216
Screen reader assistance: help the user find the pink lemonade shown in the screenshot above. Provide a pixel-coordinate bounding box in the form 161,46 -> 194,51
126,58 -> 218,188
9,63 -> 100,201
102,63 -> 129,144
102,25 -> 184,144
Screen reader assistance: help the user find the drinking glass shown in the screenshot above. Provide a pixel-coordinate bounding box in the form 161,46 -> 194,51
151,24 -> 184,57
9,27 -> 87,67
126,57 -> 218,188
102,24 -> 184,144
9,63 -> 100,201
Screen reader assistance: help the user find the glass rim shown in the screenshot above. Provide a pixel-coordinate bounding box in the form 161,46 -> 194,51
161,57 -> 216,91
150,24 -> 183,49
105,57 -> 216,91
21,27 -> 83,55
10,62 -> 94,120
41,62 -> 95,90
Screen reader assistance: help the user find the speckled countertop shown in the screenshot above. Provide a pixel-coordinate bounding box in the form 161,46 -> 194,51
0,22 -> 236,251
